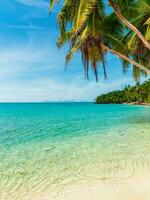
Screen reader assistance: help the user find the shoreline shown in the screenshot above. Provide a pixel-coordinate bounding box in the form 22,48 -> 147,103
124,102 -> 150,106
95,102 -> 150,106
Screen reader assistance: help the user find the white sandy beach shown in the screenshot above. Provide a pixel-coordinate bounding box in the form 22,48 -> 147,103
6,172 -> 150,200
22,168 -> 150,200
53,173 -> 150,200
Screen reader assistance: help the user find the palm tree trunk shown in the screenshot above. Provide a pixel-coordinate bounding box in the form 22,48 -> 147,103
108,0 -> 150,50
102,44 -> 150,74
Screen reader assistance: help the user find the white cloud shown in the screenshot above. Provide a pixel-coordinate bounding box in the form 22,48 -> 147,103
0,76 -> 131,102
0,39 -> 135,102
2,24 -> 48,31
0,37 -> 65,79
0,47 -> 49,63
16,0 -> 49,10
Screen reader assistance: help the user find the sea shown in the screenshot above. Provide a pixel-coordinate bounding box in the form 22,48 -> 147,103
0,103 -> 150,199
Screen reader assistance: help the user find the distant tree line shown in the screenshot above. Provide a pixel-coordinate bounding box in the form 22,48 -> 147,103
96,80 -> 150,104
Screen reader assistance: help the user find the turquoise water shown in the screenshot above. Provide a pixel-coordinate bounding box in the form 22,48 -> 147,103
0,103 -> 150,199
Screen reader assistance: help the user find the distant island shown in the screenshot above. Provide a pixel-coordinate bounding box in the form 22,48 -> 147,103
96,79 -> 150,105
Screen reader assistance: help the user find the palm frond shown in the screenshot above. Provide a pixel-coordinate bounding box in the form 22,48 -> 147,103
50,0 -> 59,11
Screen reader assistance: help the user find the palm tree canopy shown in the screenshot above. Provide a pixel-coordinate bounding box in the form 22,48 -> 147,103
50,0 -> 150,81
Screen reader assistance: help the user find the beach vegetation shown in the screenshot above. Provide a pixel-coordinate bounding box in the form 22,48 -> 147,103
96,79 -> 150,104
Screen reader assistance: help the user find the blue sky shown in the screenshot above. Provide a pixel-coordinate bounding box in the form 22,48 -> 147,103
0,0 -> 139,102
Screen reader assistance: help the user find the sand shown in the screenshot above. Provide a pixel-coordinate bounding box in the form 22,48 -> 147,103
7,170 -> 150,200
52,173 -> 150,200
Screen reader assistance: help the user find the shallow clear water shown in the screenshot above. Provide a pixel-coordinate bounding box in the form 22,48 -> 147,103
0,103 -> 150,199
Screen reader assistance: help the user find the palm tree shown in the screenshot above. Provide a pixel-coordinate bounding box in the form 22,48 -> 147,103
50,0 -> 150,80
112,0 -> 150,80
54,0 -> 108,81
108,0 -> 150,50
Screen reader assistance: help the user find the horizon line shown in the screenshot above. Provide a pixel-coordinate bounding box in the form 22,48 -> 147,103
0,101 -> 94,103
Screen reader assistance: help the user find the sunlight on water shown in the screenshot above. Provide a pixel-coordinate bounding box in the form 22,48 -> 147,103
0,103 -> 150,199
